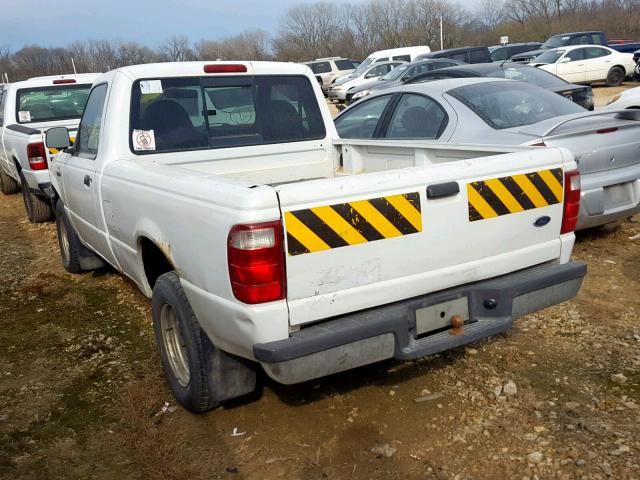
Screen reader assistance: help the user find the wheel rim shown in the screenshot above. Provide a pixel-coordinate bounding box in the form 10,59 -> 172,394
59,220 -> 71,265
160,304 -> 190,387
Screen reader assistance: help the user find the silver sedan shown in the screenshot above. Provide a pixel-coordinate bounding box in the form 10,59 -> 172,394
334,78 -> 640,230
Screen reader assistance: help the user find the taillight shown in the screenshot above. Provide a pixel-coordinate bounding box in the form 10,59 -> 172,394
204,64 -> 247,73
596,127 -> 618,134
227,220 -> 285,304
529,140 -> 547,147
27,142 -> 47,170
561,169 -> 580,234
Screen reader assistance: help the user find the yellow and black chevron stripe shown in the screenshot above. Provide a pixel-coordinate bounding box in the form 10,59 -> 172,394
285,192 -> 422,256
48,136 -> 75,155
468,168 -> 563,222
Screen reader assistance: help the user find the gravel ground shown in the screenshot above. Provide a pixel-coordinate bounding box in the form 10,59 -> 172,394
0,84 -> 639,480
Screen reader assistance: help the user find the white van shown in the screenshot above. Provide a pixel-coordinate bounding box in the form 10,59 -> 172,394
332,46 -> 431,86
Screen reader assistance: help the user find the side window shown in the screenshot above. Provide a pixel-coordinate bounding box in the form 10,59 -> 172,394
469,49 -> 489,63
374,57 -> 389,63
384,94 -> 448,139
570,35 -> 589,45
393,54 -> 411,61
75,83 -> 108,160
311,62 -> 331,74
0,89 -> 5,126
591,33 -> 604,44
334,95 -> 392,139
450,52 -> 468,62
366,65 -> 386,78
584,47 -> 610,59
565,49 -> 584,62
491,47 -> 508,62
334,59 -> 354,71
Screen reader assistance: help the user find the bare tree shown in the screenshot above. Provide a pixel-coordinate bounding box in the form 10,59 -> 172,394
158,35 -> 195,62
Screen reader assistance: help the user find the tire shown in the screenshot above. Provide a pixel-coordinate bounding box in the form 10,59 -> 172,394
152,272 -> 257,413
606,67 -> 624,87
55,201 -> 105,273
20,172 -> 53,223
0,168 -> 19,195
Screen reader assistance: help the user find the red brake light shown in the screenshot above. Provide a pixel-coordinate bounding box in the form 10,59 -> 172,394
529,141 -> 547,147
27,142 -> 48,170
53,79 -> 76,84
596,127 -> 618,134
204,64 -> 247,74
561,169 -> 580,234
227,220 -> 285,304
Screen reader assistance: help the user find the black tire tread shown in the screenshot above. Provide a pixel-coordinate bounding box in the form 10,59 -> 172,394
55,201 -> 84,273
0,169 -> 19,195
22,181 -> 53,223
606,66 -> 624,87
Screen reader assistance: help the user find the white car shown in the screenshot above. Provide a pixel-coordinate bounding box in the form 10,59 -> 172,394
603,85 -> 640,110
532,45 -> 635,86
44,61 -> 585,412
327,61 -> 404,102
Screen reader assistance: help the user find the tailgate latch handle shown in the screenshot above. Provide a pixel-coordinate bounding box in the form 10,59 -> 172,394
427,181 -> 459,199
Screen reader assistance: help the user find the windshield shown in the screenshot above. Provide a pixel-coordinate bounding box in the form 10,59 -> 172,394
16,84 -> 92,124
448,81 -> 584,130
489,65 -> 565,87
351,57 -> 374,77
541,35 -> 569,49
533,50 -> 564,64
380,64 -> 409,81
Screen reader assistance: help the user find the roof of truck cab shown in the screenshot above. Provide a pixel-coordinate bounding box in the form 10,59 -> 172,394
113,61 -> 310,83
9,73 -> 101,89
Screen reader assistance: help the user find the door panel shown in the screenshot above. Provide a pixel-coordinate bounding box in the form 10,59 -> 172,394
556,49 -> 586,83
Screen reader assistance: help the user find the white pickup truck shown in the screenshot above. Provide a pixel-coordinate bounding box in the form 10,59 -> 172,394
0,73 -> 99,222
45,61 -> 586,413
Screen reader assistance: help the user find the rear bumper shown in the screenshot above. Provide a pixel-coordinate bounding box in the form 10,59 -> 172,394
254,261 -> 587,384
577,165 -> 640,230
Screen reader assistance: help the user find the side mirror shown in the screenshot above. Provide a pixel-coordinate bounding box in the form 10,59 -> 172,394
45,127 -> 71,151
560,57 -> 572,64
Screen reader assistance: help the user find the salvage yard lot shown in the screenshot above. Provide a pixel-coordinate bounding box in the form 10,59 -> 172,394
1,84 -> 639,480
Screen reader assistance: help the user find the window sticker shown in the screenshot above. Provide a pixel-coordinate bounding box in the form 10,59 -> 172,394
18,111 -> 31,122
132,129 -> 156,151
140,80 -> 163,95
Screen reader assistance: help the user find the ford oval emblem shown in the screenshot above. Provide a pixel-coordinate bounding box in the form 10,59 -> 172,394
534,216 -> 551,227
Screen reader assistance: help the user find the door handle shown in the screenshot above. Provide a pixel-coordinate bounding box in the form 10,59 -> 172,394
427,181 -> 459,199
83,175 -> 92,187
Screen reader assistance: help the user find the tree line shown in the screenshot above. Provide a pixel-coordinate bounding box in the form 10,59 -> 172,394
1,0 -> 639,82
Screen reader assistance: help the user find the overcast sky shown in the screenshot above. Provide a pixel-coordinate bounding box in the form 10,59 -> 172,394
0,0 -> 359,50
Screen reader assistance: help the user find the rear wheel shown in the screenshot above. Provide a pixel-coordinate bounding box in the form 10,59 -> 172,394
152,272 -> 257,413
55,201 -> 104,273
0,169 -> 19,195
20,172 -> 53,223
606,67 -> 625,87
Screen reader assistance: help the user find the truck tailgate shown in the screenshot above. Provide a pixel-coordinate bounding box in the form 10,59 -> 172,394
277,148 -> 570,326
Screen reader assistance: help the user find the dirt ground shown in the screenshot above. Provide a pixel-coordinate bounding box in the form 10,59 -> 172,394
1,86 -> 640,480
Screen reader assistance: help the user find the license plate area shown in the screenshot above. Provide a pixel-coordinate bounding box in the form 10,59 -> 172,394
415,296 -> 469,337
604,182 -> 634,210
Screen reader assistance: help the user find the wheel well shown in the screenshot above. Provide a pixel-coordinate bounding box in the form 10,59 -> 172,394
612,65 -> 626,74
140,237 -> 174,289
13,157 -> 21,173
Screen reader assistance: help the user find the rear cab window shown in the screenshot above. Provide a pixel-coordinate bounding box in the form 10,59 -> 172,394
15,84 -> 92,124
309,62 -> 331,74
129,75 -> 326,154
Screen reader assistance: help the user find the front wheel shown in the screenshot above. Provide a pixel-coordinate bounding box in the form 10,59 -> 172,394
606,66 -> 625,87
152,272 -> 257,413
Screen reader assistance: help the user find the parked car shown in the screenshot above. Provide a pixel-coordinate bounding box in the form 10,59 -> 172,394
603,85 -> 640,110
416,46 -> 491,64
44,61 -> 585,412
334,77 -> 640,230
532,45 -> 635,86
634,49 -> 640,80
489,42 -> 542,62
328,60 -> 405,102
346,58 -> 466,104
608,42 -> 640,54
406,62 -> 594,110
305,57 -> 360,93
0,73 -> 99,222
330,46 -> 431,90
511,31 -> 608,63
